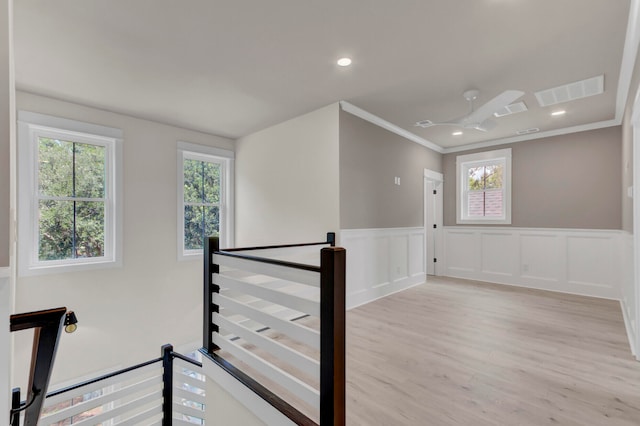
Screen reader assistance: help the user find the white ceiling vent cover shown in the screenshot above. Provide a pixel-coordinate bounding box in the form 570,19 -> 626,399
516,127 -> 540,135
493,101 -> 528,117
535,75 -> 604,107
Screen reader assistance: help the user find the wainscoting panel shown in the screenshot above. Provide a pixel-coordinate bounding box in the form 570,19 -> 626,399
409,233 -> 425,278
520,233 -> 560,282
340,227 -> 426,309
480,232 -> 515,277
443,227 -> 622,300
444,230 -> 477,274
566,235 -> 613,289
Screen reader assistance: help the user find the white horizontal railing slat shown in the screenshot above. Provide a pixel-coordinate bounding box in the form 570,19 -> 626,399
214,293 -> 319,349
41,375 -> 162,424
113,404 -> 163,426
172,419 -> 201,426
174,358 -> 204,374
70,390 -> 162,426
212,254 -> 320,287
174,371 -> 206,391
172,401 -> 205,420
214,313 -> 319,380
212,333 -> 320,409
173,387 -> 206,405
44,363 -> 162,407
214,274 -> 320,316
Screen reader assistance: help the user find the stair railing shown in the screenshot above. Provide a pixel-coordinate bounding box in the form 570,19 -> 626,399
203,232 -> 346,426
10,344 -> 205,425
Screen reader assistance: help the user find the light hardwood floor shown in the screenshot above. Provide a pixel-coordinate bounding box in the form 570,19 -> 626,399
346,277 -> 640,425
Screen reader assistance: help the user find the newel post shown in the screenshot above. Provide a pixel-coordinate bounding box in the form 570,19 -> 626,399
320,246 -> 346,426
161,344 -> 173,426
204,236 -> 220,353
10,388 -> 20,426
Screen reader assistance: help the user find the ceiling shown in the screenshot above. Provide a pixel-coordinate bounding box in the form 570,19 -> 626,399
12,0 -> 636,150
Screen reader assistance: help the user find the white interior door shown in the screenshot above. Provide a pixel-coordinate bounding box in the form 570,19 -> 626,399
424,170 -> 443,276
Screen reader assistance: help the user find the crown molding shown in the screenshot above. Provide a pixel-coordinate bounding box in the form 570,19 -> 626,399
441,119 -> 620,154
339,101 -> 444,154
616,0 -> 640,122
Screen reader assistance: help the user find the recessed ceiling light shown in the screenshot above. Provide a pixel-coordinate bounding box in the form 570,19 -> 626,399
452,131 -> 463,136
337,57 -> 352,67
551,110 -> 566,116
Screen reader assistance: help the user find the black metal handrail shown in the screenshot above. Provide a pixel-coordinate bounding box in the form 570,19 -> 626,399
10,307 -> 67,426
221,232 -> 335,253
214,232 -> 336,273
215,250 -> 322,272
45,357 -> 163,399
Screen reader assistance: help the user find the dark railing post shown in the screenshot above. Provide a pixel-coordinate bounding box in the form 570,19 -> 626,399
161,344 -> 173,426
327,232 -> 336,247
10,388 -> 20,426
320,247 -> 346,426
10,307 -> 66,426
204,236 -> 220,353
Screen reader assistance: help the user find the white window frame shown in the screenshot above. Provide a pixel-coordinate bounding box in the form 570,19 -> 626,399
456,148 -> 512,225
177,141 -> 234,260
17,111 -> 123,276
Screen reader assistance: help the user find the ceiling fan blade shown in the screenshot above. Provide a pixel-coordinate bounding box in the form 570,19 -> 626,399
415,120 -> 462,129
467,119 -> 497,132
464,90 -> 524,125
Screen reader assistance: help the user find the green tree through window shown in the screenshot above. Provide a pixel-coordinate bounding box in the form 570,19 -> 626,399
38,137 -> 106,260
183,158 -> 221,250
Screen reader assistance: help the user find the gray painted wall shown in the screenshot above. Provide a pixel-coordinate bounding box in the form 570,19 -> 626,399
443,126 -> 622,229
339,110 -> 442,229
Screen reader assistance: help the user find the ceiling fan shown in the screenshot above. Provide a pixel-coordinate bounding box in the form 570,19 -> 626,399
415,89 -> 524,132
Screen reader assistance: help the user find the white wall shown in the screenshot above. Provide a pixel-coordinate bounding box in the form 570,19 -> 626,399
235,103 -> 340,247
443,227 -> 622,300
12,92 -> 234,390
1,0 -> 14,419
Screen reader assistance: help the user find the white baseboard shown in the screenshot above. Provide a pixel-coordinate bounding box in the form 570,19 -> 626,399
340,227 -> 426,310
443,227 -> 622,300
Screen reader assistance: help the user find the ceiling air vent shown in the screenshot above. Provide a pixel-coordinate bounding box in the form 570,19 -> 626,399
516,128 -> 540,135
493,101 -> 528,118
535,75 -> 604,107
415,119 -> 434,128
